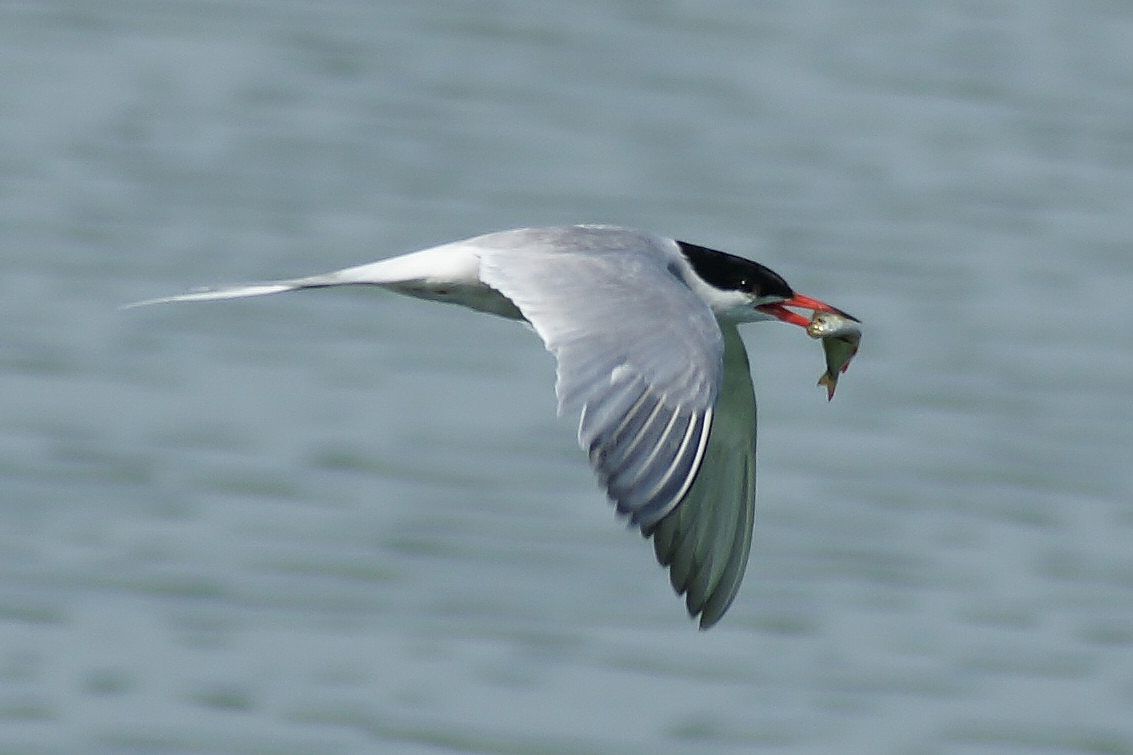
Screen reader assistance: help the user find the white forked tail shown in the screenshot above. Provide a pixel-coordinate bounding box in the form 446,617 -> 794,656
122,240 -> 488,310
121,281 -> 306,308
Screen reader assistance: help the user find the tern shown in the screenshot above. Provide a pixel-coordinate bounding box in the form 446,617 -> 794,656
131,225 -> 858,628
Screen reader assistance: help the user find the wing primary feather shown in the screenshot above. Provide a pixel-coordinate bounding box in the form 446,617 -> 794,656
593,389 -> 670,485
683,456 -> 737,615
605,409 -> 689,512
695,327 -> 758,628
648,509 -> 680,563
578,377 -> 647,452
670,454 -> 730,610
626,409 -> 712,528
697,450 -> 756,629
591,392 -> 665,479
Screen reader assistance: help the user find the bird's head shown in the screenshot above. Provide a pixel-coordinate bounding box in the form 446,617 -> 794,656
676,240 -> 857,326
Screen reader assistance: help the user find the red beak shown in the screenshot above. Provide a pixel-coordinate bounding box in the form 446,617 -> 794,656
757,294 -> 857,328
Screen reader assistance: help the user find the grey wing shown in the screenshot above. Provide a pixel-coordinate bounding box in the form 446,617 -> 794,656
478,229 -> 724,531
649,324 -> 757,628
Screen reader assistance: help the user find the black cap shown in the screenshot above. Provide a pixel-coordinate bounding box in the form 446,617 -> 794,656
675,241 -> 795,300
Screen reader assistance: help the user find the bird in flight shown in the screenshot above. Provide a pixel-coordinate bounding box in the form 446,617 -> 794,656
130,225 -> 859,628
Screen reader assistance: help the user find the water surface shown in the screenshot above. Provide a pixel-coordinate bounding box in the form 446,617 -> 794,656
2,1 -> 1132,752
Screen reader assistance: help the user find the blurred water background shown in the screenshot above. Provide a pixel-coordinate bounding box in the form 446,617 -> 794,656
2,1 -> 1132,752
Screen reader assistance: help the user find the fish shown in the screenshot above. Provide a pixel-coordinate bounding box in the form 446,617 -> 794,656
806,311 -> 861,401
